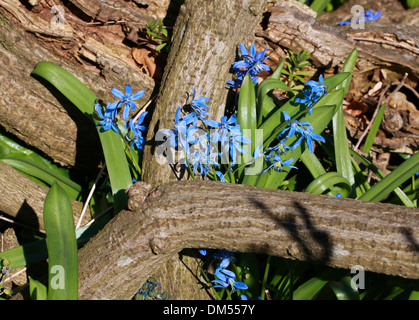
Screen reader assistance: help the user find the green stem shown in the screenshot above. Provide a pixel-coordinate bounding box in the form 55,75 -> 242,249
260,255 -> 272,300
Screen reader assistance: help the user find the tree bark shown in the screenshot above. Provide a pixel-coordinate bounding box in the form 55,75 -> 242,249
137,0 -> 267,299
0,3 -> 154,173
0,160 -> 90,230
142,0 -> 267,185
78,181 -> 419,300
1,0 -> 418,301
260,1 -> 419,80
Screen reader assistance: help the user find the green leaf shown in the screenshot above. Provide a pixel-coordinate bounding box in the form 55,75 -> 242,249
349,148 -> 415,206
270,58 -> 286,80
237,74 -> 257,178
328,277 -> 360,300
0,134 -> 81,200
43,182 -> 78,300
310,0 -> 332,17
0,240 -> 47,271
323,72 -> 351,92
31,61 -> 132,212
305,172 -> 352,197
237,74 -> 257,132
293,268 -> 344,300
332,49 -> 358,197
29,276 -> 48,300
300,150 -> 327,179
256,78 -> 292,125
363,102 -> 386,154
2,154 -> 80,200
358,151 -> 419,202
156,43 -> 167,52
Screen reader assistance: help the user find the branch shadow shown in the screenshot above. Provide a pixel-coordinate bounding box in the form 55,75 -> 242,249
249,198 -> 332,265
400,227 -> 419,256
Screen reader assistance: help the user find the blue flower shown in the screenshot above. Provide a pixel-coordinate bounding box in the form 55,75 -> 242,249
95,102 -> 119,133
204,114 -> 238,145
188,149 -> 220,177
228,43 -> 270,87
295,75 -> 327,114
278,111 -> 324,153
263,152 -> 297,172
111,84 -> 145,121
281,111 -> 312,138
162,107 -> 196,151
212,258 -> 248,293
293,125 -> 325,153
127,111 -> 148,150
338,10 -> 381,25
190,88 -> 211,120
233,43 -> 270,79
265,138 -> 292,155
198,249 -> 207,256
227,126 -> 252,165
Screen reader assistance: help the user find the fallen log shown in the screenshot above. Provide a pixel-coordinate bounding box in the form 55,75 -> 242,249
78,180 -> 419,299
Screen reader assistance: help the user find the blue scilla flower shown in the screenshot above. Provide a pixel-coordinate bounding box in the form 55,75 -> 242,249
233,43 -> 270,80
111,84 -> 145,121
227,126 -> 252,165
281,111 -> 312,138
188,150 -> 221,177
212,258 -> 248,293
162,107 -> 196,149
227,43 -> 270,88
204,114 -> 237,144
263,152 -> 297,173
265,138 -> 293,155
295,75 -> 327,114
95,102 -> 119,133
127,111 -> 148,150
190,88 -> 211,120
293,125 -> 326,153
338,10 -> 381,25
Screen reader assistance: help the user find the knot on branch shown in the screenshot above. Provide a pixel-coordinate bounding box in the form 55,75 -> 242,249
149,237 -> 167,255
127,181 -> 154,211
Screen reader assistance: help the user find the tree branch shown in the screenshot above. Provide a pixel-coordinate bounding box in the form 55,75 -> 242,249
78,180 -> 419,300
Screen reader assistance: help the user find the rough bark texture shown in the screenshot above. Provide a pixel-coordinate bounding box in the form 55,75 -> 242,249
260,1 -> 419,80
0,161 -> 90,230
1,0 -> 418,300
142,0 -> 267,185
78,181 -> 419,300
0,3 -> 154,172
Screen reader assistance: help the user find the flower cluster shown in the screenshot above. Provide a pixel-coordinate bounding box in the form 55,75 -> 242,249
201,249 -> 248,294
255,76 -> 327,173
162,89 -> 251,179
212,258 -> 248,293
227,43 -> 270,89
295,74 -> 327,114
95,84 -> 148,151
337,9 -> 381,26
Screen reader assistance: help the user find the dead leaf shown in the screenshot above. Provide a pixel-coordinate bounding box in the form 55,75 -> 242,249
132,47 -> 157,78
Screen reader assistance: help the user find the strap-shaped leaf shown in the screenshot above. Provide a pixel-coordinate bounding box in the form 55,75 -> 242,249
305,172 -> 352,197
332,49 -> 357,196
358,151 -> 419,202
43,182 -> 78,300
31,61 -> 132,212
